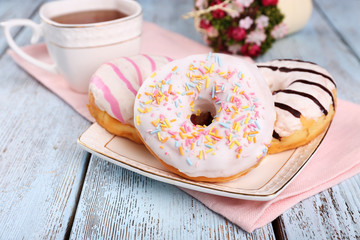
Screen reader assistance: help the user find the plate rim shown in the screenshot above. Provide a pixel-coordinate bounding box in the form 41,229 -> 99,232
77,122 -> 331,201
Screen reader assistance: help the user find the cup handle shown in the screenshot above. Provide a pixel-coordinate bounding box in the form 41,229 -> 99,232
1,19 -> 57,74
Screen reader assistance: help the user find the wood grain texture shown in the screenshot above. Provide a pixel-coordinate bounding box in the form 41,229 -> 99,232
274,175 -> 360,239
70,157 -> 276,239
71,0 -> 360,239
0,10 -> 91,239
70,0 -> 276,238
1,0 -> 360,238
139,0 -> 203,44
315,0 -> 360,60
258,1 -> 360,238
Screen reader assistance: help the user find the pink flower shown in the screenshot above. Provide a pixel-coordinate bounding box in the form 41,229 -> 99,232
239,16 -> 253,30
256,15 -> 269,29
236,0 -> 254,8
240,44 -> 250,55
212,10 -> 226,19
248,44 -> 261,57
262,0 -> 278,6
233,1 -> 244,13
271,23 -> 288,39
212,9 -> 226,19
228,44 -> 241,54
246,29 -> 266,45
206,26 -> 219,37
211,0 -> 227,19
228,27 -> 247,41
198,18 -> 218,37
228,4 -> 241,18
195,0 -> 208,9
240,44 -> 261,57
199,19 -> 211,29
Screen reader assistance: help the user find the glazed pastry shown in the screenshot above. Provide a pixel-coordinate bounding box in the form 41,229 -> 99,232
257,59 -> 337,153
88,54 -> 172,143
134,53 -> 276,182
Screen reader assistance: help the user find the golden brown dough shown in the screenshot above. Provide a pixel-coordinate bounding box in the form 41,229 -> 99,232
88,92 -> 143,144
257,59 -> 337,154
268,93 -> 336,153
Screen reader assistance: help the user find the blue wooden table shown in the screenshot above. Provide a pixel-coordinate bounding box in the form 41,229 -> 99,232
1,0 -> 359,239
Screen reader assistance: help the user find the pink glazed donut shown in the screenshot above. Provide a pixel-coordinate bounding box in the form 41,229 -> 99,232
134,53 -> 276,182
88,54 -> 172,143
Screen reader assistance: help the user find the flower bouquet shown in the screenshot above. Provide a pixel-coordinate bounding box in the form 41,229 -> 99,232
184,0 -> 287,58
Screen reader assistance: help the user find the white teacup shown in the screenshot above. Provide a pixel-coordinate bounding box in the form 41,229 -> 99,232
1,0 -> 142,93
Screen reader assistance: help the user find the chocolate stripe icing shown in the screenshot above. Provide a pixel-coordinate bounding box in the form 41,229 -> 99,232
274,89 -> 328,115
258,65 -> 278,71
277,59 -> 317,65
273,130 -> 281,140
257,65 -> 336,87
275,102 -> 301,118
290,79 -> 335,108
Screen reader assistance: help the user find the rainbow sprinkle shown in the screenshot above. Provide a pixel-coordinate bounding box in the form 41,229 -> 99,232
135,53 -> 269,168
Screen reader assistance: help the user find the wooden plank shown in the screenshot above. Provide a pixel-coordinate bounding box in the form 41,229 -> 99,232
70,0 -> 275,238
0,0 -> 45,55
315,0 -> 360,60
70,156 -> 276,239
256,3 -> 360,239
0,9 -> 90,239
139,0 -> 204,44
274,175 -> 360,239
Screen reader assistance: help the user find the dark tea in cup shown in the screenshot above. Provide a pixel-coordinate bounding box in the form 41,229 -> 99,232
51,9 -> 128,24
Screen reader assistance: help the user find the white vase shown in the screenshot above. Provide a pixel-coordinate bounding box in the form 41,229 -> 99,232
278,0 -> 313,35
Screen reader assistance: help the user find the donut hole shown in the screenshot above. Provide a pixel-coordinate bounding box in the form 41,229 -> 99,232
190,99 -> 216,126
191,112 -> 214,126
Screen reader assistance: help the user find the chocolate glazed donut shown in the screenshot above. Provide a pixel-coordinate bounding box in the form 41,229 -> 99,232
257,59 -> 337,153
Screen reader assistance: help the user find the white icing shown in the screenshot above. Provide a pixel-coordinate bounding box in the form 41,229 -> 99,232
134,54 -> 275,179
89,55 -> 171,125
257,60 -> 336,138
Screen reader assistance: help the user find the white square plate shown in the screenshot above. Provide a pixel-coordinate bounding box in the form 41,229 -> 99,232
78,123 -> 329,201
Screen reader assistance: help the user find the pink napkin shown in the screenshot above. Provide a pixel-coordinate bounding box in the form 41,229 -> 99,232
8,21 -> 360,233
183,99 -> 360,231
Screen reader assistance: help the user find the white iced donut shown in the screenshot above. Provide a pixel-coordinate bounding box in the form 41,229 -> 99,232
134,53 -> 276,182
257,59 -> 337,153
88,54 -> 172,143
